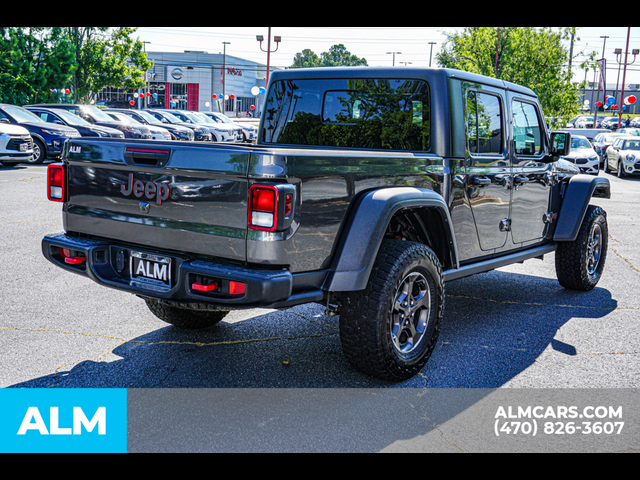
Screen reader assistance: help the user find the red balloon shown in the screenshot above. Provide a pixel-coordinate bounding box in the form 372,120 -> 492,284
130,100 -> 135,106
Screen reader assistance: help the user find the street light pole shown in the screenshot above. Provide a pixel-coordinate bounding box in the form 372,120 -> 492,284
387,52 -> 402,66
618,28 -> 634,129
257,28 -> 281,86
428,42 -> 436,67
222,41 -> 230,113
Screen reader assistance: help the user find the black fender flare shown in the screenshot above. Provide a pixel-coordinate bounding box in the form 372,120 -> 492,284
324,187 -> 459,293
554,175 -> 611,242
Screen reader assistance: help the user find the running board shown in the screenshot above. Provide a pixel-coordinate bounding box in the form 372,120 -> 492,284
443,244 -> 557,283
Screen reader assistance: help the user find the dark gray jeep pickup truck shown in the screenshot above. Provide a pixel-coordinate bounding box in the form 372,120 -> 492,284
43,67 -> 611,381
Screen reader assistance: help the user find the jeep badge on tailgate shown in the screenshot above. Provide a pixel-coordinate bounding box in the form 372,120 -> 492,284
121,174 -> 170,205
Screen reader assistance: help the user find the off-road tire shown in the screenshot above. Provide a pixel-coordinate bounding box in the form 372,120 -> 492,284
339,240 -> 445,382
556,205 -> 608,292
145,299 -> 229,330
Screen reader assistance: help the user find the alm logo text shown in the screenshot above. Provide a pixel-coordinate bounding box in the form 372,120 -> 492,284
18,406 -> 107,436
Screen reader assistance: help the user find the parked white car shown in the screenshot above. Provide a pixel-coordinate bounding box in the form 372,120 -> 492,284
0,124 -> 34,165
605,135 -> 640,178
200,112 -> 258,143
170,110 -> 242,143
562,135 -> 600,175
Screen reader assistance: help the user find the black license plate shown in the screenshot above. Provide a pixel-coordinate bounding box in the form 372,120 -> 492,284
130,251 -> 172,291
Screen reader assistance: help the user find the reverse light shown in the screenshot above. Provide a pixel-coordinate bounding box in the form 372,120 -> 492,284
47,164 -> 66,202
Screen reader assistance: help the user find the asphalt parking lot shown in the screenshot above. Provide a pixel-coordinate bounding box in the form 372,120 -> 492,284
0,164 -> 639,391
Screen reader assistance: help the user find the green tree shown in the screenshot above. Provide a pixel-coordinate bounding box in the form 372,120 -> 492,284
65,27 -> 153,104
291,44 -> 367,68
437,27 -> 581,120
0,27 -> 76,105
321,44 -> 368,67
291,49 -> 321,69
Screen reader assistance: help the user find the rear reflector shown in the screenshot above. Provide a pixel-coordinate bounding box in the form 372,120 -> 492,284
284,194 -> 293,218
229,281 -> 247,296
47,164 -> 66,202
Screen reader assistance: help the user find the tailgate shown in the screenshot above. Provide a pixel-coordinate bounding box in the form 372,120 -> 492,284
63,139 -> 251,263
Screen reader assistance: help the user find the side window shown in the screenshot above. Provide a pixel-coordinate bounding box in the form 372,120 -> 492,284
35,112 -> 49,122
513,100 -> 544,157
467,91 -> 504,156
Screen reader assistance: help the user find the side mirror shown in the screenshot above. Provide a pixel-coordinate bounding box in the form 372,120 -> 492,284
550,132 -> 571,157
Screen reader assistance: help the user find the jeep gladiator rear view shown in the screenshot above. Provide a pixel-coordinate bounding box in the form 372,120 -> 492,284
43,68 -> 611,382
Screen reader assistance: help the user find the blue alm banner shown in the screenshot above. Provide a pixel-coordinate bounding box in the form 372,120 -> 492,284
0,389 -> 127,453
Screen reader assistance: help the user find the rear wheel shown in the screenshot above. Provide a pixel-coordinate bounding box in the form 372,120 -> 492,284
145,299 -> 229,330
339,241 -> 445,382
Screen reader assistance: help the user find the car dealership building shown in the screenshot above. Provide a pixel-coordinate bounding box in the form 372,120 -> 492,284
98,51 -> 271,117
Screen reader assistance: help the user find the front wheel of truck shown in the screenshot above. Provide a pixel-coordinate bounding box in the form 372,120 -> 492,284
555,205 -> 608,292
145,299 -> 230,330
339,240 -> 445,382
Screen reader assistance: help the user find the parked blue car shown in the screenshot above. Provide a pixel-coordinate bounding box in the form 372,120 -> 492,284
0,104 -> 81,164
25,106 -> 125,140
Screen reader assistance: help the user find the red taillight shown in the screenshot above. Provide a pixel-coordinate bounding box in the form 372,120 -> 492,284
249,185 -> 279,231
252,187 -> 276,212
47,164 -> 66,202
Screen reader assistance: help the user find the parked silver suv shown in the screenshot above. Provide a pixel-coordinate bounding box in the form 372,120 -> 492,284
0,124 -> 34,165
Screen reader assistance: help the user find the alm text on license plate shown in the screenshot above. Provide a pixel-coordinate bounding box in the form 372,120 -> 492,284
130,251 -> 172,291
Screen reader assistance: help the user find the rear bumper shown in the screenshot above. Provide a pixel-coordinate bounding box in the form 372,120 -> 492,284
41,233 -> 322,309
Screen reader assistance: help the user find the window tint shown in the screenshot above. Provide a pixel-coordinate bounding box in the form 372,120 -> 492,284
467,91 -> 503,155
513,100 -> 544,156
262,78 -> 430,151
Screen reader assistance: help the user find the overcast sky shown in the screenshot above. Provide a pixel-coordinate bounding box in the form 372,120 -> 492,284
136,27 -> 640,85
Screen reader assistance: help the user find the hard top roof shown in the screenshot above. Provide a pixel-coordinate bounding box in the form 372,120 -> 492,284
269,67 -> 538,98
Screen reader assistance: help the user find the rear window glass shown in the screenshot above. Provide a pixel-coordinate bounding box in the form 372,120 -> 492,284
261,78 -> 430,151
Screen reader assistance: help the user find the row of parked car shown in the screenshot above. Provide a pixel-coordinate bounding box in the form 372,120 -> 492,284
0,102 -> 259,166
566,115 -> 640,130
560,127 -> 640,178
